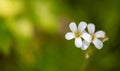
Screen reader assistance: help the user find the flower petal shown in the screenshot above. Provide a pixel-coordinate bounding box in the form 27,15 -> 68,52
75,38 -> 82,48
81,33 -> 91,42
87,24 -> 95,34
95,30 -> 105,38
93,38 -> 103,49
69,22 -> 77,32
65,32 -> 75,40
78,21 -> 87,32
81,41 -> 90,50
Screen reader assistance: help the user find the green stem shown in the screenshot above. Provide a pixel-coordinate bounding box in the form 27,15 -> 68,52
81,47 -> 95,71
81,57 -> 89,71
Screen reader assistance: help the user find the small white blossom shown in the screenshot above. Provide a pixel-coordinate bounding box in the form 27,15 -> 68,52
65,22 -> 91,48
81,24 -> 106,50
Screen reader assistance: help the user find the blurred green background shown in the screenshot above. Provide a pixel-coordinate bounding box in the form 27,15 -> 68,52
0,0 -> 120,71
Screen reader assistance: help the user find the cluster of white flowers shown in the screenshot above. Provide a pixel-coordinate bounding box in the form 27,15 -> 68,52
65,21 -> 107,50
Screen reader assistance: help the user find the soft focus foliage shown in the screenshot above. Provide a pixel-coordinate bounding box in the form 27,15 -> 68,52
0,0 -> 120,71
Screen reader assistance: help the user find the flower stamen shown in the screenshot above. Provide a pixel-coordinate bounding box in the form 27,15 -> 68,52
91,34 -> 95,41
75,30 -> 81,38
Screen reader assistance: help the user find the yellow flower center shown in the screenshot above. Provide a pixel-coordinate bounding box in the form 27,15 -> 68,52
75,30 -> 81,37
91,34 -> 95,41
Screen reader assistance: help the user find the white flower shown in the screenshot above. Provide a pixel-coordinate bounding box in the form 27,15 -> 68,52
65,22 -> 91,48
81,24 -> 106,50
